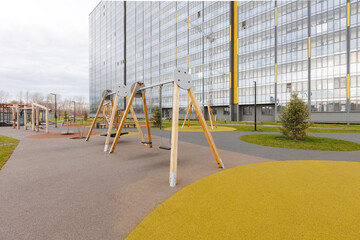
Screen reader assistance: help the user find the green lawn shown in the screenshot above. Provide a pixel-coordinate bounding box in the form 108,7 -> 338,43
240,134 -> 360,151
0,135 -> 19,170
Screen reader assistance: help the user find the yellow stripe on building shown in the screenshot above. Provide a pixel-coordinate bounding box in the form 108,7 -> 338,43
347,74 -> 350,99
275,63 -> 277,83
347,2 -> 350,27
308,37 -> 311,58
275,7 -> 277,26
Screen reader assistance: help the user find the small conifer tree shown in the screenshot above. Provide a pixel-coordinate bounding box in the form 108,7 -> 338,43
278,92 -> 312,140
151,106 -> 161,127
83,111 -> 88,121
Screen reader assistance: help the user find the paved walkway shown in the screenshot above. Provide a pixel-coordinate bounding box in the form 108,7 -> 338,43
0,127 -> 270,240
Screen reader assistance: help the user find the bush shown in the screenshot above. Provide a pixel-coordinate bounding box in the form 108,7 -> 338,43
151,106 -> 161,127
83,111 -> 88,121
278,92 -> 312,140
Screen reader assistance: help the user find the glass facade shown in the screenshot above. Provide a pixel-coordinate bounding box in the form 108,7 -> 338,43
89,1 -> 360,122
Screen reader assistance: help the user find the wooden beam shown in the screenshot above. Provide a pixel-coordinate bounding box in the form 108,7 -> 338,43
188,88 -> 224,168
127,96 -> 145,142
109,83 -> 138,153
181,102 -> 191,128
169,83 -> 180,187
32,102 -> 49,110
142,91 -> 152,148
86,93 -> 107,141
104,94 -> 119,152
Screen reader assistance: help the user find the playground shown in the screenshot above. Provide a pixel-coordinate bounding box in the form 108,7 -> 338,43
1,69 -> 360,239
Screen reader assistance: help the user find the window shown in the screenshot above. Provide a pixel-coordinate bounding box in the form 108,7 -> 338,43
223,107 -> 230,115
261,106 -> 273,115
243,106 -> 253,115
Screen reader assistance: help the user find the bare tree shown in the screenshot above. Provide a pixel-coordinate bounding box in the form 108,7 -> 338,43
0,90 -> 10,103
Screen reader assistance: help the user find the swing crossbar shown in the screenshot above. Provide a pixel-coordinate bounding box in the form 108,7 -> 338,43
137,80 -> 173,91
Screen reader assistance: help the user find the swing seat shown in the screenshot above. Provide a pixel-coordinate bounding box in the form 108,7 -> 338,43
159,146 -> 171,150
100,132 -> 128,137
141,141 -> 152,144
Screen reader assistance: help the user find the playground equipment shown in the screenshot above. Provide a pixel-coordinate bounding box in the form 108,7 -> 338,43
109,67 -> 224,187
182,102 -> 217,129
9,103 -> 50,133
85,87 -> 150,152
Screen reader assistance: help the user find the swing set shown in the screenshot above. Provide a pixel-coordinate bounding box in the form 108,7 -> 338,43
182,101 -> 217,129
85,87 -> 152,152
106,67 -> 224,187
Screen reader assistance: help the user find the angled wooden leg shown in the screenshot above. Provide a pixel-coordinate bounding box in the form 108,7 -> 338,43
127,96 -> 145,142
109,83 -> 138,153
181,102 -> 191,128
32,105 -> 35,131
187,102 -> 192,127
188,88 -> 224,168
142,91 -> 152,148
207,103 -> 214,130
104,94 -> 119,152
209,105 -> 217,128
170,83 -> 180,187
86,93 -> 106,141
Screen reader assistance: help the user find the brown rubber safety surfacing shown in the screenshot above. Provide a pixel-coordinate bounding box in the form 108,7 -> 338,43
25,131 -> 102,139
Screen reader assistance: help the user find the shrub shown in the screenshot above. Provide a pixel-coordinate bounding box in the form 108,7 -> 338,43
83,111 -> 88,121
151,106 -> 161,127
278,92 -> 312,140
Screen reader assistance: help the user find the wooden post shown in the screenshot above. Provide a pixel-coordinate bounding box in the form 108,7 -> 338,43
142,91 -> 152,147
24,109 -> 27,130
32,104 -> 35,131
207,103 -> 214,130
181,102 -> 191,128
16,106 -> 20,130
46,109 -> 49,133
126,96 -> 145,142
104,94 -> 119,152
36,107 -> 40,132
188,88 -> 224,168
12,107 -> 15,128
67,119 -> 70,134
187,102 -> 192,127
169,83 -> 180,187
86,93 -> 107,141
109,83 -> 138,153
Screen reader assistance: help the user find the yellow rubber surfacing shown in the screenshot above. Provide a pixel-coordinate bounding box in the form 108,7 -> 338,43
164,125 -> 236,132
126,161 -> 360,240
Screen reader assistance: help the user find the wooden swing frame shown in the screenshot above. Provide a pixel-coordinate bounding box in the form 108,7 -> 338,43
85,88 -> 151,152
109,68 -> 224,187
182,101 -> 217,129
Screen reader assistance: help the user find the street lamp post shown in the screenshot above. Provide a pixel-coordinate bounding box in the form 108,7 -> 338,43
50,93 -> 57,128
254,80 -> 257,131
72,101 -> 76,124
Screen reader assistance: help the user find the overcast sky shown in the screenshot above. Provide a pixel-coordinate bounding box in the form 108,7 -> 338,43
0,0 -> 99,102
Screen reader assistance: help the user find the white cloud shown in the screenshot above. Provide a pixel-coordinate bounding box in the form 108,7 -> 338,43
0,0 -> 99,102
